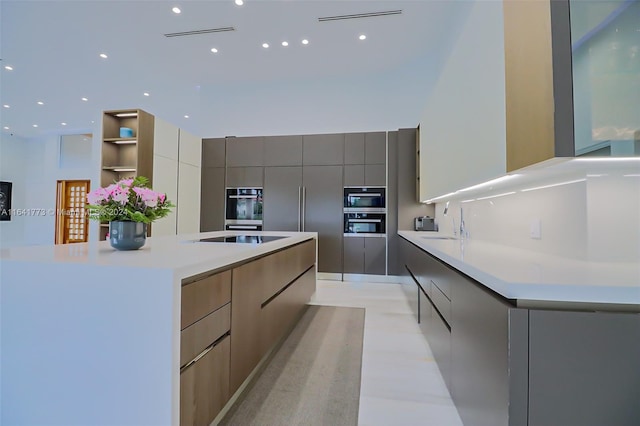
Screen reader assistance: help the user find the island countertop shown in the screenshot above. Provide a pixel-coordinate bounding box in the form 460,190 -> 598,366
0,231 -> 318,426
0,230 -> 317,279
399,231 -> 640,309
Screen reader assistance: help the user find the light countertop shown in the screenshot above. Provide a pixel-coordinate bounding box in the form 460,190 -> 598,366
0,231 -> 317,279
399,231 -> 640,309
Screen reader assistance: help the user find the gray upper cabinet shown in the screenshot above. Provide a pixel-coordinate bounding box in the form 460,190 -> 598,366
202,138 -> 226,168
344,165 -> 365,186
226,137 -> 264,167
264,135 -> 303,166
344,133 -> 365,164
302,134 -> 345,165
226,167 -> 264,187
365,132 -> 386,164
364,164 -> 386,186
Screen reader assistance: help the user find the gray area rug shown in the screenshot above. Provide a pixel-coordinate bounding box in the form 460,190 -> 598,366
219,305 -> 365,426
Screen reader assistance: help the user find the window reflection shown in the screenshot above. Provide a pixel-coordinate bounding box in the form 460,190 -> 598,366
570,0 -> 640,156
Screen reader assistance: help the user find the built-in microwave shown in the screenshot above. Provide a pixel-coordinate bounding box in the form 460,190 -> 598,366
344,212 -> 386,236
343,187 -> 385,210
225,188 -> 263,230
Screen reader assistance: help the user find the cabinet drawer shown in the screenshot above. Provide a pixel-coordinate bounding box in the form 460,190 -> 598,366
262,239 -> 315,303
431,280 -> 451,327
180,335 -> 230,426
181,303 -> 231,368
182,270 -> 231,330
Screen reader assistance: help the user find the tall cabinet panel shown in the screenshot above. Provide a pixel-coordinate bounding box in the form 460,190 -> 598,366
177,129 -> 202,235
201,138 -> 226,232
200,167 -> 225,232
152,155 -> 178,236
263,167 -> 302,232
303,165 -> 343,273
151,117 -> 179,237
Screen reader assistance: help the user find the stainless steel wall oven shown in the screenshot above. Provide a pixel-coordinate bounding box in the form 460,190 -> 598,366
225,187 -> 263,231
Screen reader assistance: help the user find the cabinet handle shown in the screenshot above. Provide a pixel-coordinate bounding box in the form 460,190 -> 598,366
302,187 -> 306,231
180,331 -> 230,374
298,186 -> 302,232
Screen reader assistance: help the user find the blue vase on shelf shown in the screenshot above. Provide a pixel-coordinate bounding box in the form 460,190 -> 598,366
109,221 -> 147,250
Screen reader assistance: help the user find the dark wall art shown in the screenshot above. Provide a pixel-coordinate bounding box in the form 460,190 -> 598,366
0,181 -> 13,221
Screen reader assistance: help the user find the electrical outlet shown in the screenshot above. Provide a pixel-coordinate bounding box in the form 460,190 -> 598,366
530,219 -> 542,239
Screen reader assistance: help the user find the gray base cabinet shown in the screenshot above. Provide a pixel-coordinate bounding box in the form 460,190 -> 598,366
343,237 -> 386,275
399,236 -> 640,426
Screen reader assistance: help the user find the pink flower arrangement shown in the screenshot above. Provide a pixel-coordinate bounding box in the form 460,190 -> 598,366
86,176 -> 174,223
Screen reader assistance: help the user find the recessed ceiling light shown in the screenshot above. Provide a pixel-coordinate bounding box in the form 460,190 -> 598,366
211,48 -> 218,53
359,34 -> 367,40
235,0 -> 244,5
302,39 -> 309,45
61,122 -> 67,126
143,92 -> 150,96
262,43 -> 269,48
282,41 -> 289,47
2,104 -> 9,108
32,124 -> 38,128
4,65 -> 13,71
81,97 -> 88,101
184,115 -> 189,118
172,6 -> 181,14
37,101 -> 44,105
3,126 -> 9,130
99,53 -> 108,59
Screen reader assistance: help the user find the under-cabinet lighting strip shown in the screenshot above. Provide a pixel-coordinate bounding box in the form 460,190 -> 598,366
521,178 -> 586,192
114,140 -> 137,145
115,113 -> 137,118
475,192 -> 516,201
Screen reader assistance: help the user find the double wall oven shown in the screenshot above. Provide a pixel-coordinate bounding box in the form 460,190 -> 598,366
225,187 -> 263,231
343,187 -> 386,237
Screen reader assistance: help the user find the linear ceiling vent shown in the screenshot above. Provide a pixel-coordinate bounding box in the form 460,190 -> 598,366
318,10 -> 402,22
164,27 -> 235,38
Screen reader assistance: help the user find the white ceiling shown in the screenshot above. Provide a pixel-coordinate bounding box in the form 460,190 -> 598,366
0,0 -> 472,139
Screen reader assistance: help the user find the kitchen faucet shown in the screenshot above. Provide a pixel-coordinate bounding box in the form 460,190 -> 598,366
459,207 -> 467,239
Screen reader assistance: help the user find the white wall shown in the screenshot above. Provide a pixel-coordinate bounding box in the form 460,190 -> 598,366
418,0 -> 506,201
433,162 -> 640,262
0,134 -> 28,247
1,131 -> 99,247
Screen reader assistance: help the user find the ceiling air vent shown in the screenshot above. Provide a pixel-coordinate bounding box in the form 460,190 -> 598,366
318,10 -> 402,22
164,27 -> 235,38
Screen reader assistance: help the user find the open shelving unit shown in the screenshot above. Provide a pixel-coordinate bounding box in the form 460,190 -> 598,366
100,109 -> 155,240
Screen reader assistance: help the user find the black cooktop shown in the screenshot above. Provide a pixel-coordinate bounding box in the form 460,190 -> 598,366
197,235 -> 286,244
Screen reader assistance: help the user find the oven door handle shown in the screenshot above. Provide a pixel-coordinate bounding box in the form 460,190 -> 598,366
347,219 -> 382,223
228,195 -> 259,199
227,225 -> 260,230
347,193 -> 382,197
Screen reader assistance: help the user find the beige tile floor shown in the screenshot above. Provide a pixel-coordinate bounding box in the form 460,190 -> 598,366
309,280 -> 463,426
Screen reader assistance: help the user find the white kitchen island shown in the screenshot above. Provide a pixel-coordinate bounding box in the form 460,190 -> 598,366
0,231 -> 317,426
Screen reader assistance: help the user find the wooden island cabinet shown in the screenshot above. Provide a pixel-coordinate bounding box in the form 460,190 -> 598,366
179,238 -> 316,426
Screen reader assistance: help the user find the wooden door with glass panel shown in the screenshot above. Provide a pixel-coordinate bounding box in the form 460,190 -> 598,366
55,180 -> 90,244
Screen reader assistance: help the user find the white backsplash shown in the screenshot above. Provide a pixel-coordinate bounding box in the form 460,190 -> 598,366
434,161 -> 640,263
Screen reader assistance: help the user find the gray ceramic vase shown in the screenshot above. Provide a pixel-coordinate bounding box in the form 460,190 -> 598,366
109,221 -> 147,250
